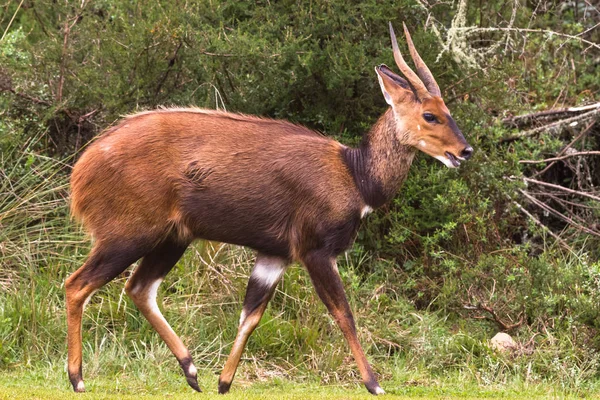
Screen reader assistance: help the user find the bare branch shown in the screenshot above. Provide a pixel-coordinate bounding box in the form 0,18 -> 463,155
1,87 -> 51,106
0,0 -> 24,41
56,2 -> 87,104
532,120 -> 596,178
200,51 -> 234,57
540,193 -> 600,210
524,178 -> 600,203
513,201 -> 571,250
154,40 -> 184,98
454,27 -> 600,52
519,151 -> 600,164
463,303 -> 524,332
503,102 -> 600,128
519,189 -> 600,237
501,107 -> 600,142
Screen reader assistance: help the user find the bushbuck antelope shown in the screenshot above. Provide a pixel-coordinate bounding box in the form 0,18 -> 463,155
66,23 -> 472,395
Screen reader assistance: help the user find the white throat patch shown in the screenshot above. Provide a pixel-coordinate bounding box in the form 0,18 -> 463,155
361,206 -> 373,218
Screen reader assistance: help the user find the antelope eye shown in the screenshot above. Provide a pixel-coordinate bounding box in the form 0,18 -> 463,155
423,113 -> 437,123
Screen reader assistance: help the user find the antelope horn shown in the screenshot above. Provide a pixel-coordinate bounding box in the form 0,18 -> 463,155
389,22 -> 430,100
402,22 -> 441,97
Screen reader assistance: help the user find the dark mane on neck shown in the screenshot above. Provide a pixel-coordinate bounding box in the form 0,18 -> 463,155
343,109 -> 416,208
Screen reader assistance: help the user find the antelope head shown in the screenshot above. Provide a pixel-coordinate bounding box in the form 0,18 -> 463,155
376,23 -> 473,167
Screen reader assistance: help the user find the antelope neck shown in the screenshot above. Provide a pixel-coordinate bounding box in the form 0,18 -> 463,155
343,108 -> 416,209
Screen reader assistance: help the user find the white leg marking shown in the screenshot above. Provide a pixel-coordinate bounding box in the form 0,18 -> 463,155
187,364 -> 197,376
130,278 -> 178,336
82,289 -> 98,310
145,278 -> 163,316
76,381 -> 85,391
237,254 -> 287,333
239,309 -> 247,326
250,255 -> 287,288
374,386 -> 385,395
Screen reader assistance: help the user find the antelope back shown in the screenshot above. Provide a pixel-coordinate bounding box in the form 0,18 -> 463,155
70,110 -> 361,259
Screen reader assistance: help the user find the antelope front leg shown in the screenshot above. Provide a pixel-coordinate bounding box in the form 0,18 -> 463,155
302,250 -> 384,395
218,253 -> 288,394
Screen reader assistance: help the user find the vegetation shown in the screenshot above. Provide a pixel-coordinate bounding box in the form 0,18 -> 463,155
1,0 -> 599,397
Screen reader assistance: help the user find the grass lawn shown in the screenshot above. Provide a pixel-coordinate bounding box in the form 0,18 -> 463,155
0,368 -> 588,400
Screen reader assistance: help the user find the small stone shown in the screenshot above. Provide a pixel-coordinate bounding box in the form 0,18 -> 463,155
490,332 -> 517,352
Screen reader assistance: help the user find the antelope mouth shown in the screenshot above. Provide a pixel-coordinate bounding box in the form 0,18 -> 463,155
445,152 -> 462,167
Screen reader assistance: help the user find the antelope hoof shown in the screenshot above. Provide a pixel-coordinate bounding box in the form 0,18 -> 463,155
73,380 -> 85,393
186,375 -> 202,392
218,379 -> 231,394
367,384 -> 385,395
69,372 -> 85,393
179,358 -> 201,392
180,357 -> 202,392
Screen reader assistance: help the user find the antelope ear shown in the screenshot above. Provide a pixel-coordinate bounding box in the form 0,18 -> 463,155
375,65 -> 413,106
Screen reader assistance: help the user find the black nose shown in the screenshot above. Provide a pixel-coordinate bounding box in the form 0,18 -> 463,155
460,146 -> 473,160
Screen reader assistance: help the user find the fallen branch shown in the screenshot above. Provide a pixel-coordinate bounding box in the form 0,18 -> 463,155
532,120 -> 596,178
463,303 -> 524,332
519,189 -> 600,237
501,107 -> 600,143
548,194 -> 600,210
524,177 -> 600,203
372,335 -> 402,350
513,201 -> 571,249
454,26 -> 600,52
503,102 -> 600,128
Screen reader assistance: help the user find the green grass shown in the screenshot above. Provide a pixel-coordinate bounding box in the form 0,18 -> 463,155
0,367 -> 591,399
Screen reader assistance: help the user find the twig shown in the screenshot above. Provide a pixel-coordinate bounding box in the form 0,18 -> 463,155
2,87 -> 51,106
552,197 -> 596,227
154,40 -> 183,98
519,151 -> 600,164
463,303 -> 524,332
0,0 -> 24,42
74,108 -> 98,151
57,16 -> 80,103
503,102 -> 600,128
524,177 -> 600,203
372,335 -> 402,349
501,108 -> 600,142
576,21 -> 600,38
201,51 -> 234,57
31,5 -> 50,38
540,193 -> 600,210
519,189 -> 600,237
532,120 -> 596,178
513,201 -> 571,249
455,26 -> 600,52
443,70 -> 480,92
